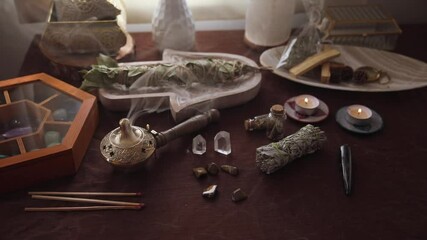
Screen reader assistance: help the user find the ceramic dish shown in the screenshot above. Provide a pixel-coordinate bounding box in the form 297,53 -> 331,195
284,97 -> 329,123
335,107 -> 383,134
260,45 -> 427,92
98,49 -> 262,122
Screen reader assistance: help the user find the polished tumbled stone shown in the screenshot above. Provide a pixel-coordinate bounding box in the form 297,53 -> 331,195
44,131 -> 61,146
52,108 -> 68,121
192,167 -> 208,178
202,185 -> 218,199
231,188 -> 247,202
220,164 -> 239,176
2,126 -> 32,138
207,162 -> 219,175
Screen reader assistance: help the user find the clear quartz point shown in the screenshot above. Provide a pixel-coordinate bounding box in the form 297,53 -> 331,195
192,134 -> 206,155
214,131 -> 231,155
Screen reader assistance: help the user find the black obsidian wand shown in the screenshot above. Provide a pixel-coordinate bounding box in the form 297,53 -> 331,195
340,144 -> 352,196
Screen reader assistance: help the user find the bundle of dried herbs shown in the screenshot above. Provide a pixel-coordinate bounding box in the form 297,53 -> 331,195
80,54 -> 260,91
255,124 -> 326,174
276,0 -> 323,70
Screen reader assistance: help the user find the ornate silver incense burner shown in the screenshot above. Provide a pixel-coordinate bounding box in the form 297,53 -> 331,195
100,109 -> 220,169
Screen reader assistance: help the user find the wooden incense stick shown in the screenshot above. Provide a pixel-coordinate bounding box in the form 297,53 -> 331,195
289,48 -> 341,77
31,195 -> 142,207
25,205 -> 143,212
28,191 -> 142,197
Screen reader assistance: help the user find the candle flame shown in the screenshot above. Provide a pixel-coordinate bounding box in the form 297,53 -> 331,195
304,97 -> 309,104
357,108 -> 362,115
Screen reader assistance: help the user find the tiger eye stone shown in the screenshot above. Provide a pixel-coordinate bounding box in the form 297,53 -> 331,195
231,188 -> 247,202
220,164 -> 239,176
192,167 -> 207,178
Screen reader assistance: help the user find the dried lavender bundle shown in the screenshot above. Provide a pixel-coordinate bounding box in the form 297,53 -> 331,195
255,124 -> 326,174
80,55 -> 260,91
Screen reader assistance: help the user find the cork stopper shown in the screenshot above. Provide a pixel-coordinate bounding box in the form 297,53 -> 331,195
244,119 -> 253,131
244,119 -> 249,130
270,104 -> 284,115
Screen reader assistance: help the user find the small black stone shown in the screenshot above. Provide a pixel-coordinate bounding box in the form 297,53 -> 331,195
207,162 -> 219,175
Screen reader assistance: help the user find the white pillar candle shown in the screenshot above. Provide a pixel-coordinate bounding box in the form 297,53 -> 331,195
294,94 -> 320,116
244,0 -> 296,47
346,105 -> 373,126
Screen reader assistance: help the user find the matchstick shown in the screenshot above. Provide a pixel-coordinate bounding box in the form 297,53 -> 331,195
31,195 -> 142,207
25,205 -> 143,212
29,191 -> 142,197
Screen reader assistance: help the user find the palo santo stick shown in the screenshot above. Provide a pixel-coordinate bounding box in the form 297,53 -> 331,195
29,191 -> 142,197
31,195 -> 142,207
25,205 -> 143,212
289,48 -> 341,77
321,62 -> 331,84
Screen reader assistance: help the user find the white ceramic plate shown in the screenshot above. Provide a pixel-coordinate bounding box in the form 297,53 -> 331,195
336,107 -> 383,134
260,45 -> 427,92
284,97 -> 329,123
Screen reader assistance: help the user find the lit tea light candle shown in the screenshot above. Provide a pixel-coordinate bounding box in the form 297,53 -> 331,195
294,94 -> 320,116
346,104 -> 372,126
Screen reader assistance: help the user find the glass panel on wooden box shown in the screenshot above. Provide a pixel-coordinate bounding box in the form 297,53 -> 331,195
8,80 -> 61,103
0,80 -> 82,158
0,73 -> 98,194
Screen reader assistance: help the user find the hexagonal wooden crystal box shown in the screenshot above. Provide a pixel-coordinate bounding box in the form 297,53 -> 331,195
0,73 -> 98,193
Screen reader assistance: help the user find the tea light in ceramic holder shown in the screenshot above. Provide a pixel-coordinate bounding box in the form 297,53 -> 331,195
294,94 -> 320,116
346,105 -> 372,126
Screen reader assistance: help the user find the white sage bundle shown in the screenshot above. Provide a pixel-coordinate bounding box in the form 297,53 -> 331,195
256,124 -> 326,174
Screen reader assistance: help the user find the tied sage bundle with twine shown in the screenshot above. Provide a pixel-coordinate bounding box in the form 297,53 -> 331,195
80,54 -> 261,91
256,124 -> 326,174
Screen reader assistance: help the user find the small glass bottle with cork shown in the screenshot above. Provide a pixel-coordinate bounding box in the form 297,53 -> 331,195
244,104 -> 287,141
266,104 -> 286,141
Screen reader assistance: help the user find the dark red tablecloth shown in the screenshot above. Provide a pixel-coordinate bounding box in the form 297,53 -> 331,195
1,25 -> 427,240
